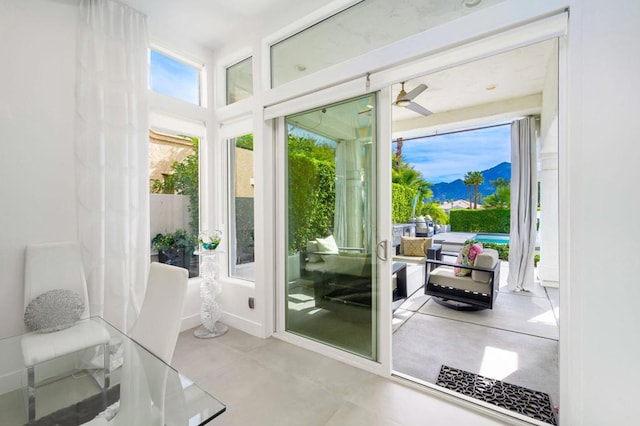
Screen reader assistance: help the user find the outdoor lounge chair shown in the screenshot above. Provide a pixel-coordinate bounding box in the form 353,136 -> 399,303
425,248 -> 500,310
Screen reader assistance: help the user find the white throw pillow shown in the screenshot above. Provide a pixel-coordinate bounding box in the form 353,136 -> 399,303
316,235 -> 339,254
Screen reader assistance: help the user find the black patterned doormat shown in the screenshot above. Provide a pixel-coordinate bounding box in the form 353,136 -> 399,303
437,365 -> 557,425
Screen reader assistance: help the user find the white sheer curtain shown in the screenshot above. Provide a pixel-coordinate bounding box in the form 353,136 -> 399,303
75,0 -> 149,332
334,139 -> 363,248
507,116 -> 538,292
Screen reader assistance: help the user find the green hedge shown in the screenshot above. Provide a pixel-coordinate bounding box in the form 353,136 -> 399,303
479,242 -> 509,260
450,208 -> 510,233
288,154 -> 335,251
392,184 -> 417,223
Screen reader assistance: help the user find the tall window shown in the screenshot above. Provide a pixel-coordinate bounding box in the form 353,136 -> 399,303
148,46 -> 205,278
150,49 -> 203,106
149,129 -> 200,278
228,133 -> 255,281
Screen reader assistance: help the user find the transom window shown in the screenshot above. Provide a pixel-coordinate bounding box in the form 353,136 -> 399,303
150,49 -> 203,106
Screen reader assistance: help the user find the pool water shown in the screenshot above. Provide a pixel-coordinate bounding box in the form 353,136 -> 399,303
474,233 -> 510,244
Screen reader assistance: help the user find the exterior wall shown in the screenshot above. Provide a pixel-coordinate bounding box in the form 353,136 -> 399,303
235,147 -> 254,197
148,130 -> 193,183
149,194 -> 190,238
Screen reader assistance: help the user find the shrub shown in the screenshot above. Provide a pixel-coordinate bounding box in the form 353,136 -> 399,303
466,239 -> 510,260
421,203 -> 448,225
450,208 -> 510,233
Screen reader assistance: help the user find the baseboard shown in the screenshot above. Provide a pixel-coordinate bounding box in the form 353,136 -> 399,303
180,311 -> 265,338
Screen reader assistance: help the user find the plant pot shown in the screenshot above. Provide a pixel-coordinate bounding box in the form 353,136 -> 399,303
287,252 -> 301,282
158,248 -> 191,270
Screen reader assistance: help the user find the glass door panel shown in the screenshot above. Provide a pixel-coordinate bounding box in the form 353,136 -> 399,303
284,94 -> 377,359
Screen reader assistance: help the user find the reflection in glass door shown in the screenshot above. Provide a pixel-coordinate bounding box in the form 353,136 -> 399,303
284,94 -> 378,359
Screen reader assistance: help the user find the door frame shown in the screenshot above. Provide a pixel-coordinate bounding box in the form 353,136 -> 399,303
263,11 -> 569,418
272,90 -> 394,375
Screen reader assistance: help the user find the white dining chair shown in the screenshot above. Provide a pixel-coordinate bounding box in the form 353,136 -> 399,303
85,262 -> 189,425
128,261 -> 189,364
21,241 -> 111,422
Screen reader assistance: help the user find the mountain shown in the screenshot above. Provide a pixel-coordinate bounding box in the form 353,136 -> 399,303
430,162 -> 511,202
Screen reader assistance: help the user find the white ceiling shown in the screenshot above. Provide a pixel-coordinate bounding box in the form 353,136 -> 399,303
123,0 -> 321,50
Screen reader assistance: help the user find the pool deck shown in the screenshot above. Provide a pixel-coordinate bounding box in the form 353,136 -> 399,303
432,232 -> 476,254
433,232 -> 476,245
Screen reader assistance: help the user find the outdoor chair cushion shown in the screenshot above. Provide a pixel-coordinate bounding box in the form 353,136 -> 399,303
306,241 -> 322,263
429,267 -> 492,294
429,248 -> 499,294
471,249 -> 499,283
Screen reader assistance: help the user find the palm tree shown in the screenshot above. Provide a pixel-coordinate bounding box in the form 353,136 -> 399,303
484,177 -> 510,208
463,173 -> 473,208
392,166 -> 432,196
395,137 -> 403,172
393,165 -> 433,218
490,177 -> 510,189
468,171 -> 484,209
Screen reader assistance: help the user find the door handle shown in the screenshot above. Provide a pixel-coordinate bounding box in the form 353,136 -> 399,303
376,240 -> 388,261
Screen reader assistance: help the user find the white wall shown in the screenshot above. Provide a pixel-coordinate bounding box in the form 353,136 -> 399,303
0,0 -> 79,337
563,0 -> 640,424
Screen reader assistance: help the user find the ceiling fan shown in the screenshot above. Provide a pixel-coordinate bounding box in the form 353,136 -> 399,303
393,82 -> 432,116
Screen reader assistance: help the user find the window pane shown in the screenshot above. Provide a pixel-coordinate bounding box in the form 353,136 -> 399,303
150,50 -> 201,105
271,0 -> 506,87
285,94 -> 378,360
149,130 -> 200,278
229,134 -> 255,281
226,57 -> 253,105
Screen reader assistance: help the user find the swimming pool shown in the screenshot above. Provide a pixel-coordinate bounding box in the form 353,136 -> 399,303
474,233 -> 510,244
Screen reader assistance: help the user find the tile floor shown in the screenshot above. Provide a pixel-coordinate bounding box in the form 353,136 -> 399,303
172,327 -> 515,426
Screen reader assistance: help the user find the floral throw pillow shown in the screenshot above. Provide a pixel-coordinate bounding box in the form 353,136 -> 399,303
454,243 -> 483,276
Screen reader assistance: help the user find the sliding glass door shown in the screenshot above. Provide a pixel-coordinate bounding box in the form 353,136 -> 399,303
284,94 -> 378,359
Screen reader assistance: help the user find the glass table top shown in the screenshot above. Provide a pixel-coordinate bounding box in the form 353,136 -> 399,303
0,317 -> 225,425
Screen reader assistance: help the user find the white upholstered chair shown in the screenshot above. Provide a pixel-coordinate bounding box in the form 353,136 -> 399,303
21,241 -> 111,422
128,261 -> 189,364
86,262 -> 189,425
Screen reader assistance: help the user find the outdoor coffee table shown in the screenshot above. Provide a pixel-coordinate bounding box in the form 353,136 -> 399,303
392,262 -> 408,311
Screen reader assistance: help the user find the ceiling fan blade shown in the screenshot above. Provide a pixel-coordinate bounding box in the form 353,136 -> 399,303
405,102 -> 432,116
402,83 -> 427,101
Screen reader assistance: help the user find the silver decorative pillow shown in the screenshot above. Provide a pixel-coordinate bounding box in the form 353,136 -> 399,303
24,289 -> 85,333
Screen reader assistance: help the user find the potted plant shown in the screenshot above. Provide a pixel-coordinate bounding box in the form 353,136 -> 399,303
151,229 -> 197,270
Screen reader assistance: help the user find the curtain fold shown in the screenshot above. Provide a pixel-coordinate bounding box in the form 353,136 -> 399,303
507,116 -> 538,292
75,0 -> 149,332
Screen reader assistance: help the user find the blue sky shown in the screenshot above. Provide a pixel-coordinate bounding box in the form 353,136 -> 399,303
398,124 -> 511,183
150,50 -> 200,105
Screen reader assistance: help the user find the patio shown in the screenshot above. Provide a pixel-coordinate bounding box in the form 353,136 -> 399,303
392,259 -> 559,417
